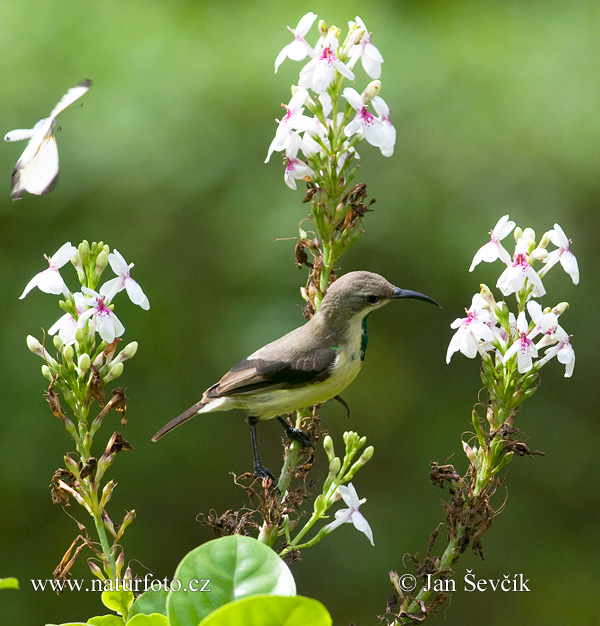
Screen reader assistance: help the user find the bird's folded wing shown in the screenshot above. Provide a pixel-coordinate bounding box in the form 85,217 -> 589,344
207,347 -> 338,398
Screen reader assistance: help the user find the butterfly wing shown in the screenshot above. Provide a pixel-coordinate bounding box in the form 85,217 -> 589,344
11,131 -> 59,199
48,79 -> 92,120
4,128 -> 36,142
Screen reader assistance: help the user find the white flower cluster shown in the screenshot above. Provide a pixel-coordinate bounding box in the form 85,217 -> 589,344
21,242 -> 149,345
447,216 -> 578,377
266,13 -> 396,189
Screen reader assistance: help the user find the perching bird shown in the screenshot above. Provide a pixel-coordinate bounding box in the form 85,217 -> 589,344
152,271 -> 439,479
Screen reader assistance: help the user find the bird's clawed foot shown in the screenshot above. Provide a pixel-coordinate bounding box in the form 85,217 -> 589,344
253,462 -> 277,484
277,416 -> 314,449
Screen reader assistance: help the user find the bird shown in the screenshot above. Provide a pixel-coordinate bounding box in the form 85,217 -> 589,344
152,271 -> 439,480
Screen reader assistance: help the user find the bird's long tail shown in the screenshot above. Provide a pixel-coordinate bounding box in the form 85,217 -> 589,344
151,400 -> 207,442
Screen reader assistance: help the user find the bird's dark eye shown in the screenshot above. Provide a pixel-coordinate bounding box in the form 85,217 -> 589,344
365,294 -> 380,304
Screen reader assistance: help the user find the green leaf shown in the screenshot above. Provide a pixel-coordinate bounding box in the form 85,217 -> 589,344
126,615 -> 169,626
88,616 -> 126,626
129,588 -> 168,617
198,595 -> 331,626
101,589 -> 135,618
0,577 -> 19,590
167,535 -> 296,626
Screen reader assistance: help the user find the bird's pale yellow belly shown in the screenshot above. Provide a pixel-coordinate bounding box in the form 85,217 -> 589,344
222,348 -> 363,421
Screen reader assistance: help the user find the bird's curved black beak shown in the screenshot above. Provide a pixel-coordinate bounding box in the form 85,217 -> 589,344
392,287 -> 441,308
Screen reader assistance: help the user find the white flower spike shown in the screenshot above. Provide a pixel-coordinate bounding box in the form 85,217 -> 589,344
4,80 -> 91,200
469,215 -> 516,272
101,249 -> 150,310
274,12 -> 318,73
323,483 -> 374,546
20,242 -> 77,300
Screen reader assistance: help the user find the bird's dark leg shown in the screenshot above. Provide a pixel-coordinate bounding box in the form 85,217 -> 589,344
248,417 -> 276,482
277,416 -> 314,449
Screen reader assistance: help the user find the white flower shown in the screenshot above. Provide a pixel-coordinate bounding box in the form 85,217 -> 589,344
323,483 -> 374,546
20,242 -> 76,299
346,16 -> 384,79
371,95 -> 395,157
526,301 -> 558,337
274,12 -> 318,73
446,293 -> 496,363
299,30 -> 355,94
265,88 -> 314,163
283,133 -> 314,190
497,239 -> 546,297
342,88 -> 387,148
469,215 -> 516,272
100,249 -> 150,310
78,287 -> 125,344
503,311 -> 538,373
552,327 -> 575,377
542,223 -> 579,285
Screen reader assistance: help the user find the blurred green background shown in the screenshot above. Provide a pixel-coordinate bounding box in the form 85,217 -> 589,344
1,0 -> 598,624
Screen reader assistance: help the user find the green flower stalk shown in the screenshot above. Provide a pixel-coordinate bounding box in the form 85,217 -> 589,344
22,240 -> 149,582
388,217 -> 578,623
255,13 -> 394,550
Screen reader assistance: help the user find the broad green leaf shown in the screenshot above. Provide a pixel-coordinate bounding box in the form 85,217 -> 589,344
0,577 -> 19,590
126,614 -> 169,626
167,535 -> 296,626
88,616 -> 125,626
198,595 -> 332,626
129,588 -> 168,617
102,589 -> 135,618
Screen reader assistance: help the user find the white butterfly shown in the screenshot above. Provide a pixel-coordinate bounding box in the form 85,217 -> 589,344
4,79 -> 92,200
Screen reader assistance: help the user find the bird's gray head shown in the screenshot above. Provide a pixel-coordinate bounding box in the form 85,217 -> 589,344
319,271 -> 439,323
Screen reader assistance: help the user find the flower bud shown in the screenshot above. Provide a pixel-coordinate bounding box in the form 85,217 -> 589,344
78,240 -> 90,259
318,19 -> 327,36
99,480 -> 115,509
363,80 -> 381,101
71,250 -> 86,283
323,434 -> 335,461
113,341 -> 138,364
88,560 -> 106,581
538,232 -> 551,249
78,353 -> 91,373
53,335 -> 64,351
63,344 -> 74,365
553,302 -> 569,316
357,445 -> 374,466
95,250 -> 108,276
75,326 -> 85,345
462,440 -> 477,466
513,226 -> 523,243
347,25 -> 365,46
41,365 -> 53,381
27,335 -> 44,357
530,248 -> 548,261
522,227 -> 536,242
104,361 -> 124,382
